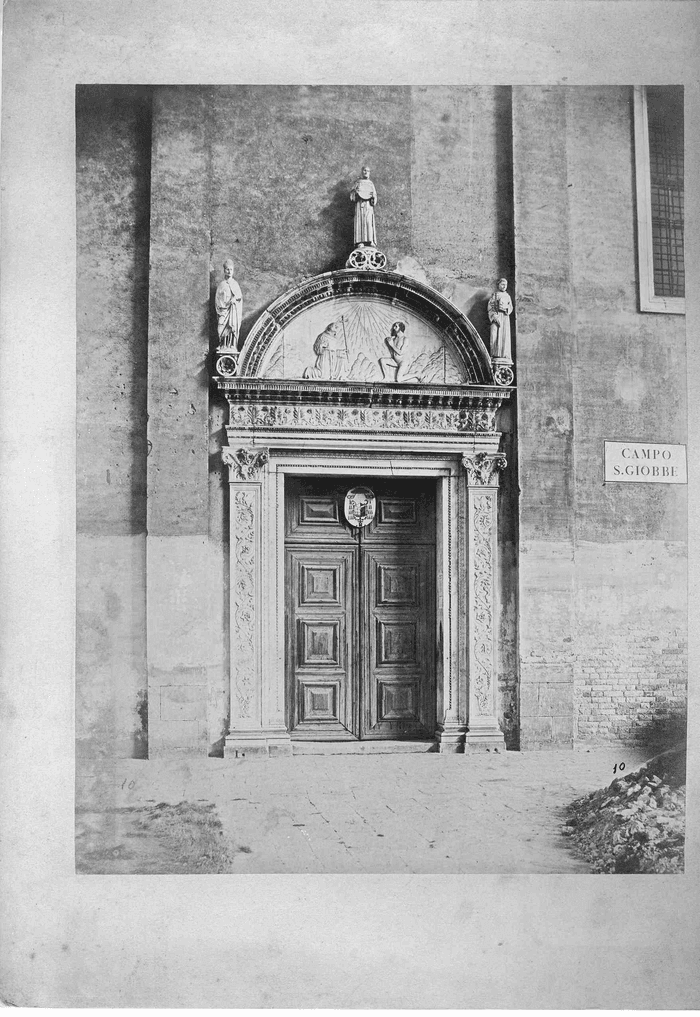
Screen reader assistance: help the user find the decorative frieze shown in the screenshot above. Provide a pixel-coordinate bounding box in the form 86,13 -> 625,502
461,450 -> 507,485
226,402 -> 499,434
222,446 -> 270,480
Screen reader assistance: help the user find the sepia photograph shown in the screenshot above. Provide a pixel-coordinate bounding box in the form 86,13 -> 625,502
2,0 -> 698,1008
74,81 -> 687,876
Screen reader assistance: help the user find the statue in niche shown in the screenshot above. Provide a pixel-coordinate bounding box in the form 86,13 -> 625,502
379,321 -> 420,384
350,166 -> 378,247
487,278 -> 513,362
215,258 -> 243,349
303,321 -> 348,381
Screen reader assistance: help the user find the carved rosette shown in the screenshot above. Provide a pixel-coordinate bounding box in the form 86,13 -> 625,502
471,494 -> 495,715
345,246 -> 388,271
461,451 -> 507,486
216,352 -> 240,378
493,364 -> 514,387
232,490 -> 256,720
222,446 -> 270,481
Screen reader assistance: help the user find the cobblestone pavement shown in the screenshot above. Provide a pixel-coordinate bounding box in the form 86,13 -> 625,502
81,745 -> 651,873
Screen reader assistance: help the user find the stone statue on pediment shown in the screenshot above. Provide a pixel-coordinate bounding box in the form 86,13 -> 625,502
487,278 -> 513,362
215,258 -> 243,350
350,166 -> 377,247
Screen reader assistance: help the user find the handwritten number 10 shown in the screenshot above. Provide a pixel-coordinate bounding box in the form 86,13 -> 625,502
612,762 -> 625,774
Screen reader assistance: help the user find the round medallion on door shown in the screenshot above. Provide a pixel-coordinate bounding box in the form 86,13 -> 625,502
344,486 -> 376,528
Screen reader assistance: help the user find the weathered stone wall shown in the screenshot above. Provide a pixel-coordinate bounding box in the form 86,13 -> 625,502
76,86 -> 151,760
76,84 -> 686,755
146,89 -> 227,755
409,86 -> 519,745
566,87 -> 687,746
513,86 -> 687,748
203,84 -> 519,748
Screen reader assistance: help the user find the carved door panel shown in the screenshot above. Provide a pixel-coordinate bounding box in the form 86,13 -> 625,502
362,545 -> 435,738
285,476 -> 436,740
286,548 -> 356,738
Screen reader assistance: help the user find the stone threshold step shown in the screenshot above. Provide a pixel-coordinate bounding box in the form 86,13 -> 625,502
291,740 -> 438,755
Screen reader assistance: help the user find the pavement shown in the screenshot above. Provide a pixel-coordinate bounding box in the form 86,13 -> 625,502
78,744 -> 651,873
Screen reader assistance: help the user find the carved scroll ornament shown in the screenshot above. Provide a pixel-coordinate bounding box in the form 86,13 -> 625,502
232,489 -> 256,719
471,493 -> 495,715
222,446 -> 270,480
461,451 -> 507,486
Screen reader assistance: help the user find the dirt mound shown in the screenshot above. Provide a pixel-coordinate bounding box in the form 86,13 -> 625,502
561,746 -> 686,874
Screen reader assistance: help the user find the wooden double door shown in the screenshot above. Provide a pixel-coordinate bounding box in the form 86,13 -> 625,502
285,476 -> 437,740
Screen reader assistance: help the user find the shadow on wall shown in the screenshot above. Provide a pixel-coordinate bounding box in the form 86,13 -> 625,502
209,735 -> 226,758
133,688 -> 148,759
635,711 -> 687,757
317,176 -> 356,274
438,279 -> 492,347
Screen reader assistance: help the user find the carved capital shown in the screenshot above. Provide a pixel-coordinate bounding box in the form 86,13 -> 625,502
223,446 -> 270,480
461,451 -> 507,486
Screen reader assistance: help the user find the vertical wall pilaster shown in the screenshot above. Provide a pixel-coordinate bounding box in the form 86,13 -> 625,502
463,452 -> 507,750
512,86 -> 576,748
146,88 -> 222,755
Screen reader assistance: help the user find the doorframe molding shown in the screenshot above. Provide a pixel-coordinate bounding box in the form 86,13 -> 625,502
223,432 -> 507,756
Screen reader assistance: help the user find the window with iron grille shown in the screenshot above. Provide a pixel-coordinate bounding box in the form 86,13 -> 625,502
633,86 -> 685,314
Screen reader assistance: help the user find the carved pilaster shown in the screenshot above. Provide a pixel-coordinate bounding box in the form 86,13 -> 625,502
463,451 -> 506,750
223,445 -> 270,481
225,451 -> 291,756
231,489 -> 259,725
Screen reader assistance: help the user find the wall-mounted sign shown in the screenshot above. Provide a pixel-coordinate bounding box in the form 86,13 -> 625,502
604,441 -> 687,484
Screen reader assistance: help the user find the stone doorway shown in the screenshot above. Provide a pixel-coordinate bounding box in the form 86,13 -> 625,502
213,266 -> 513,756
285,476 -> 437,742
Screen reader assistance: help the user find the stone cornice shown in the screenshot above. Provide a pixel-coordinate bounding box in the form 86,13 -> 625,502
218,380 -> 512,436
216,377 -> 513,408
